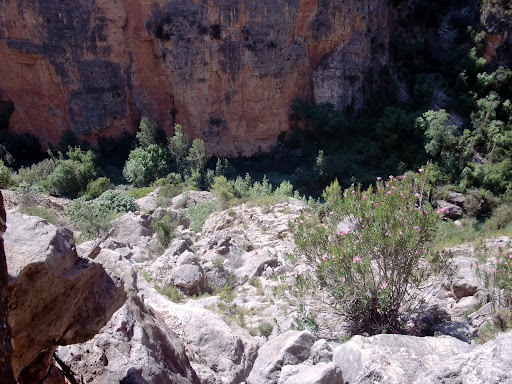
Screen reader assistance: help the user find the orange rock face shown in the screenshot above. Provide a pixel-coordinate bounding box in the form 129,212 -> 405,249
0,0 -> 390,155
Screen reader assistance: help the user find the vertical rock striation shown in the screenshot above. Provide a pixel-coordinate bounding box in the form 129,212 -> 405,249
0,191 -> 15,383
4,212 -> 127,383
0,0 -> 390,155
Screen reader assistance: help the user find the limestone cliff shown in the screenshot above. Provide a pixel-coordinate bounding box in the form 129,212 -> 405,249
0,0 -> 390,155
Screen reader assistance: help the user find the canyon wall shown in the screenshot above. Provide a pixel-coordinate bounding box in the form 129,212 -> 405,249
0,0 -> 390,155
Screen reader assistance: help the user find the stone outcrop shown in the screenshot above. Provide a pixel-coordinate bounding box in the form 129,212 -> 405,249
0,0 -> 390,155
332,332 -> 512,384
57,248 -> 201,384
247,330 -> 317,384
3,212 -> 126,382
333,334 -> 472,384
0,191 -> 14,383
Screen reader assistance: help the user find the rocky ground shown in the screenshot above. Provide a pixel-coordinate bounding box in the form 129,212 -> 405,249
1,189 -> 511,383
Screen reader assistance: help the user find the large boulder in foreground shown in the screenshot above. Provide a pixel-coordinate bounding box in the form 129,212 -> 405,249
333,334 -> 471,384
4,213 -> 126,382
246,330 -> 317,384
333,332 -> 512,384
57,249 -> 200,384
138,279 -> 258,384
0,192 -> 14,382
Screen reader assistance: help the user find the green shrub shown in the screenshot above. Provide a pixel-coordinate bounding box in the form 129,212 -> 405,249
249,175 -> 273,198
232,174 -> 252,198
83,177 -> 114,200
95,189 -> 139,213
288,169 -> 446,335
157,183 -> 185,207
123,145 -> 171,187
211,176 -> 236,208
14,158 -> 56,187
156,284 -> 185,303
137,117 -> 166,148
16,182 -> 43,208
0,160 -> 13,188
184,200 -> 221,232
151,210 -> 179,247
155,172 -> 183,187
464,189 -> 496,218
258,322 -> 273,337
168,124 -> 190,175
46,147 -> 97,198
125,186 -> 153,199
480,245 -> 512,310
273,180 -> 294,199
19,206 -> 60,226
66,197 -> 117,238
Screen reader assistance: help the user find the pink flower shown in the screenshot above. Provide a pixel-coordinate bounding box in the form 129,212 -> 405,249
377,176 -> 382,181
399,231 -> 403,235
342,277 -> 346,282
296,269 -> 302,275
508,255 -> 512,259
389,175 -> 394,180
413,226 -> 421,232
353,256 -> 361,263
415,193 -> 421,197
387,191 -> 392,195
329,211 -> 334,215
380,281 -> 388,290
385,231 -> 389,236
354,240 -> 360,245
299,220 -> 304,224
418,168 -> 425,173
363,195 -> 368,200
322,254 -> 328,261
343,229 -> 351,235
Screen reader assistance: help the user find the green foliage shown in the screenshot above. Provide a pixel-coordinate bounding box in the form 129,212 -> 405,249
66,197 -> 117,239
187,139 -> 208,172
273,180 -> 294,199
322,178 -> 342,207
123,145 -> 171,187
95,190 -> 139,213
19,206 -> 61,226
215,158 -> 234,177
156,177 -> 186,207
479,245 -> 512,311
289,169 -> 445,335
168,124 -> 190,175
184,200 -> 221,232
156,284 -> 185,303
151,210 -> 179,247
83,177 -> 114,200
187,139 -> 210,189
257,321 -> 273,337
211,176 -> 236,208
137,117 -> 165,148
0,160 -> 13,189
125,186 -> 154,199
46,147 -> 97,198
249,175 -> 273,198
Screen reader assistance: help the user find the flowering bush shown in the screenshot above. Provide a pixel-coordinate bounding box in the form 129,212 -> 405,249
481,244 -> 512,311
289,169 -> 446,335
